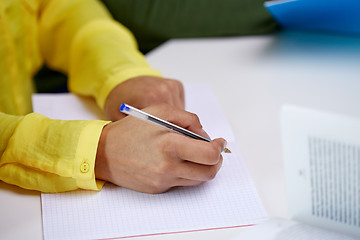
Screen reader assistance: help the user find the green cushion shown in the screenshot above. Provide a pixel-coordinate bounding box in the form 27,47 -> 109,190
101,0 -> 278,53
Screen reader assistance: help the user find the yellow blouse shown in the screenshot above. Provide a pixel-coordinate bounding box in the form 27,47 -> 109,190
0,0 -> 162,192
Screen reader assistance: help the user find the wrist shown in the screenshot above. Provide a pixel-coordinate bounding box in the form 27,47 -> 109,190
95,123 -> 111,182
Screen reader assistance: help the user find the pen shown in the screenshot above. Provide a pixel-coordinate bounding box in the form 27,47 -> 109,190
120,103 -> 231,153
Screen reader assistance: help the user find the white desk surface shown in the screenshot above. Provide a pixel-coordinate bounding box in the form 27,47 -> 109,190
1,31 -> 360,240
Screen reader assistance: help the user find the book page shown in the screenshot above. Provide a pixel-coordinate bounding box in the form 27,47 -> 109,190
281,105 -> 360,237
33,83 -> 266,240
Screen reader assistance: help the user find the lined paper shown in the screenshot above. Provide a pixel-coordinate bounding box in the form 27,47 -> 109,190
33,83 -> 267,240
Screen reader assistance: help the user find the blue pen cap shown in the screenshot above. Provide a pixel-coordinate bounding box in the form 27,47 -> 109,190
120,103 -> 130,113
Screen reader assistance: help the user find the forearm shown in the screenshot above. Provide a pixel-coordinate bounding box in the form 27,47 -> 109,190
39,0 -> 162,110
68,19 -> 162,109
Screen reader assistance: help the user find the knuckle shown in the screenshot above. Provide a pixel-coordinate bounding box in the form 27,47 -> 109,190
149,177 -> 167,193
144,91 -> 162,104
190,113 -> 200,122
162,139 -> 177,158
159,81 -> 171,91
169,79 -> 183,89
156,160 -> 172,174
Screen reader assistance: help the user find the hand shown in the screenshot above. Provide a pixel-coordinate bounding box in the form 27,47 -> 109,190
104,76 -> 185,121
95,104 -> 227,194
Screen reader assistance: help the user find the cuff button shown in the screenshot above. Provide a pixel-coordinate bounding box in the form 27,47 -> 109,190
80,162 -> 90,173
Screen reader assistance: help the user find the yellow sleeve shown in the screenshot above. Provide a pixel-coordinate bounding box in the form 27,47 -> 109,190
38,0 -> 162,109
0,112 -> 109,193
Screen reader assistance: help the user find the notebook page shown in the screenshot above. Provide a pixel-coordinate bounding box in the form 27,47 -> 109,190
34,83 -> 267,240
41,142 -> 265,239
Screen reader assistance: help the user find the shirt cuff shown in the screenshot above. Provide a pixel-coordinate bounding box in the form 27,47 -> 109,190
72,119 -> 110,190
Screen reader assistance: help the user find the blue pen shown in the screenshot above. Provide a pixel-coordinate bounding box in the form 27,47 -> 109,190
120,103 -> 231,153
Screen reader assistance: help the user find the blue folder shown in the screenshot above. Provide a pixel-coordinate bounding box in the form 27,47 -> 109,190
264,0 -> 360,35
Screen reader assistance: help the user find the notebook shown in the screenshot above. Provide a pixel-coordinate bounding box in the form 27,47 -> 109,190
33,83 -> 267,240
264,0 -> 360,36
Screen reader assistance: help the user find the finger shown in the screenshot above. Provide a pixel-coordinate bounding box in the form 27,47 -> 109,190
169,135 -> 226,165
152,79 -> 178,106
178,82 -> 185,109
175,156 -> 223,182
157,105 -> 210,138
169,79 -> 185,109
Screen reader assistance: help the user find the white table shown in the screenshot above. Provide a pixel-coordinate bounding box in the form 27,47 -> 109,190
1,31 -> 360,240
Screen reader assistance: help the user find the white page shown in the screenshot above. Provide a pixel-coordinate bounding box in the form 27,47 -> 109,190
33,83 -> 267,240
281,105 -> 360,237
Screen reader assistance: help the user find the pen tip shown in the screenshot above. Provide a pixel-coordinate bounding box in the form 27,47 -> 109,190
224,148 -> 231,153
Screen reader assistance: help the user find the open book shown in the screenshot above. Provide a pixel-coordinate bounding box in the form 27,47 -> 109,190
233,105 -> 360,239
33,83 -> 267,240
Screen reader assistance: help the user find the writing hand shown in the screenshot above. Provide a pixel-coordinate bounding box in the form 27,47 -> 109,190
95,104 -> 226,194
